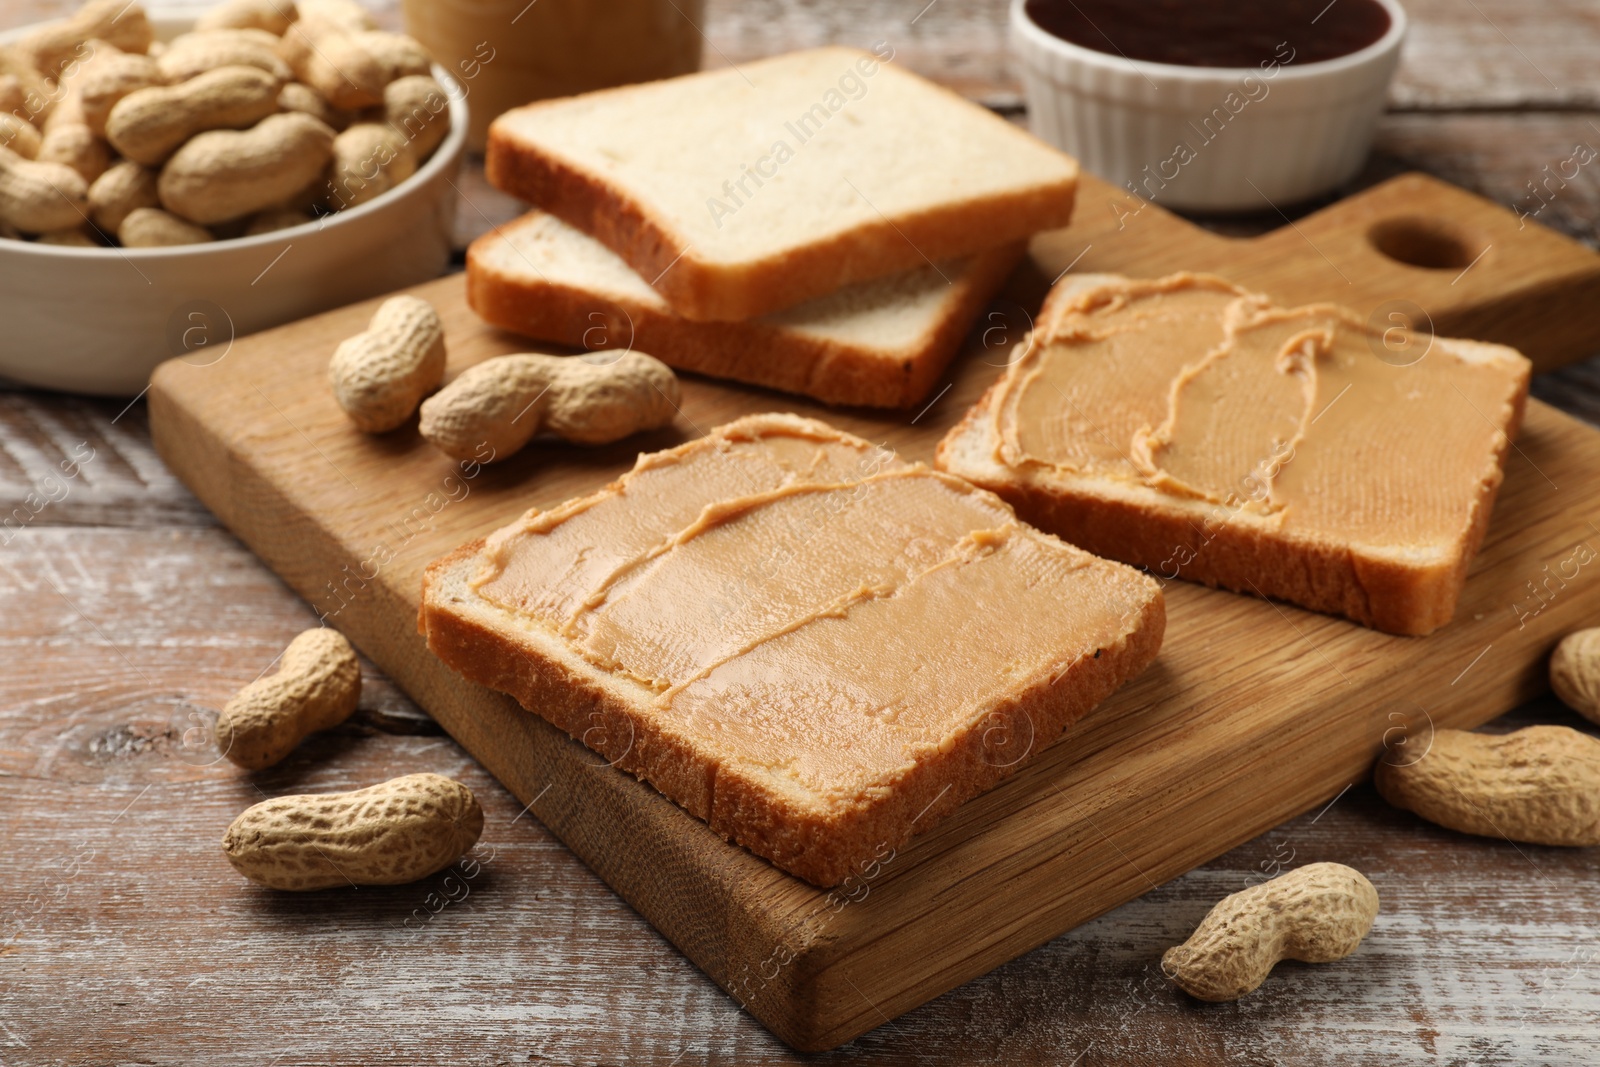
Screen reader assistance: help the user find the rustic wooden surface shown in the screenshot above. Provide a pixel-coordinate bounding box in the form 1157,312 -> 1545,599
6,0 -> 1600,1064
141,164 -> 1600,1047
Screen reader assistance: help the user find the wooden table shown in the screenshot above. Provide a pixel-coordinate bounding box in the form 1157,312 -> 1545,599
5,2 -> 1600,1064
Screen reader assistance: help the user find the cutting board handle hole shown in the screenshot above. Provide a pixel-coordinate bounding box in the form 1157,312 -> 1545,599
1366,217 -> 1481,271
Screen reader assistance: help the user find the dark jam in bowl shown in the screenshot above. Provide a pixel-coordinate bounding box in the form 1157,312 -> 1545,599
1022,0 -> 1392,69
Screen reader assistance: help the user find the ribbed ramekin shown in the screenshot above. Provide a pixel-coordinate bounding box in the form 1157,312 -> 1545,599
1011,0 -> 1407,211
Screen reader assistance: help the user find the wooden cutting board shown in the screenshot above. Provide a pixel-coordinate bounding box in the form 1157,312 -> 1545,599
148,172 -> 1600,1052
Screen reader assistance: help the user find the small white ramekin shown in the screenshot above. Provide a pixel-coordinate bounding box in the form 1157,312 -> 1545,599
1011,0 -> 1407,212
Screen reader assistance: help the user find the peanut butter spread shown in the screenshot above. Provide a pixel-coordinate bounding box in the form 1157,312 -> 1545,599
996,274 -> 1529,550
470,416 -> 1157,803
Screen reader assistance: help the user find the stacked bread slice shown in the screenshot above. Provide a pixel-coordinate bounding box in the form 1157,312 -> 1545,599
474,46 -> 1079,408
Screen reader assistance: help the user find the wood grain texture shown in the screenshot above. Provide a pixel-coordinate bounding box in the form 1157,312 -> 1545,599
142,168 -> 1600,1049
1372,113 -> 1600,249
0,393 -> 212,530
1385,0 -> 1600,112
5,0 -> 1600,1062
5,524 -> 1600,1065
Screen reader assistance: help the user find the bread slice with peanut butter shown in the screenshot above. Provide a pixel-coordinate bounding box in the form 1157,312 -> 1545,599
419,413 -> 1164,887
936,272 -> 1531,636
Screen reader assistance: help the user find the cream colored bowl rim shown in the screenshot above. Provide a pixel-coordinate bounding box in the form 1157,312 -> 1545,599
1010,0 -> 1408,82
0,8 -> 470,259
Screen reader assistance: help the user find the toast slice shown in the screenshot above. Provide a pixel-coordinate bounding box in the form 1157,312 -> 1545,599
937,273 -> 1532,636
420,413 -> 1164,886
466,211 -> 1024,409
486,46 -> 1077,323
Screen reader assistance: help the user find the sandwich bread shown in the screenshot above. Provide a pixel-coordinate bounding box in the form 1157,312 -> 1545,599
936,272 -> 1532,635
421,413 -> 1164,885
466,210 -> 1024,408
486,47 -> 1077,322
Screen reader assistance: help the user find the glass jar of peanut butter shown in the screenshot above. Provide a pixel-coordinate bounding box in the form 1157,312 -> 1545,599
402,0 -> 707,150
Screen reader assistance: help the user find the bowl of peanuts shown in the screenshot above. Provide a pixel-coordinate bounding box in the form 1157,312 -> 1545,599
0,0 -> 468,395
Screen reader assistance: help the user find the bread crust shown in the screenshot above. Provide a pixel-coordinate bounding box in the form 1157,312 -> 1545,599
484,51 -> 1076,323
419,433 -> 1166,887
422,549 -> 1163,886
465,227 -> 1024,409
935,343 -> 1531,637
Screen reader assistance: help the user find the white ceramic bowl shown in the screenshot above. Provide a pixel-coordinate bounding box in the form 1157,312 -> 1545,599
1011,0 -> 1407,212
0,11 -> 468,396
